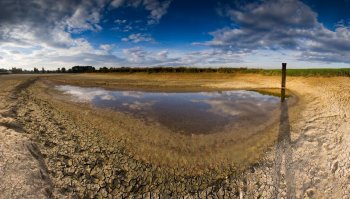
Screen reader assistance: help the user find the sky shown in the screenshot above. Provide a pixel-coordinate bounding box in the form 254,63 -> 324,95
1,0 -> 350,69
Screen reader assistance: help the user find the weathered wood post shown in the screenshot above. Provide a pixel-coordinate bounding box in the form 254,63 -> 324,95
281,63 -> 287,102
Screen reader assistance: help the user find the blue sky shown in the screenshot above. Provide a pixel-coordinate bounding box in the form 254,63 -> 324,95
0,0 -> 350,69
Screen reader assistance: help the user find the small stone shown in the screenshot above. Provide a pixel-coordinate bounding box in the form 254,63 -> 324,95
331,161 -> 339,173
306,188 -> 315,198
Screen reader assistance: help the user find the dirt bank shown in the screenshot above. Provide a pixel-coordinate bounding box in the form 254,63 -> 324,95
1,73 -> 349,198
0,76 -> 52,199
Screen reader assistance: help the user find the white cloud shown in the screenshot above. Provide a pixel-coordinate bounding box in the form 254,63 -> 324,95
110,0 -> 172,24
1,0 -> 350,68
110,0 -> 125,8
56,85 -> 117,102
143,0 -> 172,24
114,19 -> 127,24
122,91 -> 144,98
99,44 -> 115,52
0,0 -> 108,48
200,0 -> 350,64
0,0 -> 126,69
64,5 -> 103,33
121,47 -> 245,66
0,0 -> 176,69
122,33 -> 154,43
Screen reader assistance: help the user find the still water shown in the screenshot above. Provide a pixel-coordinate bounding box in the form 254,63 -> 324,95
56,85 -> 281,134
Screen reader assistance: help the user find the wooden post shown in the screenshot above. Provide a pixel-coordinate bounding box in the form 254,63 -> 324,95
281,63 -> 287,102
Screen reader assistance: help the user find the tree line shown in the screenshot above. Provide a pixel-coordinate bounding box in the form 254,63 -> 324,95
95,66 -> 259,73
1,66 -> 260,74
2,66 -> 350,76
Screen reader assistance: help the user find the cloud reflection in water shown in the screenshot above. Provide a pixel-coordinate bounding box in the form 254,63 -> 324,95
56,85 -> 280,134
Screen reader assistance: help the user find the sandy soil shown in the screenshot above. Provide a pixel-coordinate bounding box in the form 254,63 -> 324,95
0,73 -> 349,198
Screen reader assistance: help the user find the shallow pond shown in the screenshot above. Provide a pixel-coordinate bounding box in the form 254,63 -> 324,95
56,85 -> 281,134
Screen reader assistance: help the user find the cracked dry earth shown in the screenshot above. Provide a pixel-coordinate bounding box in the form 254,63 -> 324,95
1,74 -> 350,198
0,76 -> 52,199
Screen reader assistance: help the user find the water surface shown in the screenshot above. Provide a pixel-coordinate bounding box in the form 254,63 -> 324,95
56,85 -> 280,134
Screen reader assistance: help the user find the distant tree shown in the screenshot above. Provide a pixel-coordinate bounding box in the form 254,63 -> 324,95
71,66 -> 95,73
34,67 -> 39,73
11,67 -> 23,74
60,66 -> 263,74
61,67 -> 66,73
41,67 -> 46,73
0,68 -> 9,74
100,67 -> 108,73
57,68 -> 61,73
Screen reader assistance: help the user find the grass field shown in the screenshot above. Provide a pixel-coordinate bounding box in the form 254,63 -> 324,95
254,68 -> 350,76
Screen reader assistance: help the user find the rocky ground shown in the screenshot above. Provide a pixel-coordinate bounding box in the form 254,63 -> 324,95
1,74 -> 349,198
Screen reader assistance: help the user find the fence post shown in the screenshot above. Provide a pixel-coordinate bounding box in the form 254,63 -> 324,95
281,63 -> 287,102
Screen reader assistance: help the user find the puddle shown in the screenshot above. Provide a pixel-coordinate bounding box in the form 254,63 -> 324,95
56,85 -> 281,135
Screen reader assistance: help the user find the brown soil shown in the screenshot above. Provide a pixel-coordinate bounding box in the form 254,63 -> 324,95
1,73 -> 349,198
0,75 -> 52,199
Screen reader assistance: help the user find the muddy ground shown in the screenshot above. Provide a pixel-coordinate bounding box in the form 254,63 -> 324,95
0,73 -> 349,198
